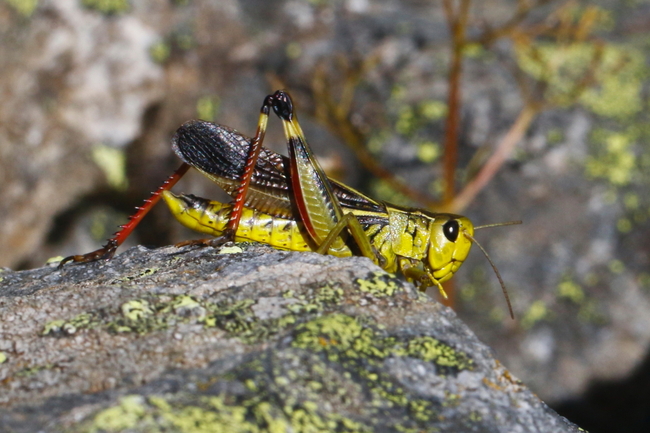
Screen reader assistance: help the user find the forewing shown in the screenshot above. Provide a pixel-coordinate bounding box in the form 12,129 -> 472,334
172,120 -> 385,218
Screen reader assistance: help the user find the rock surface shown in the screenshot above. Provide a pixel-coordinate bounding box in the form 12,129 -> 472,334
1,245 -> 581,432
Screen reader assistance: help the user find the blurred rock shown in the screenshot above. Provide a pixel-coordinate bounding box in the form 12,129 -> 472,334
0,0 -> 164,269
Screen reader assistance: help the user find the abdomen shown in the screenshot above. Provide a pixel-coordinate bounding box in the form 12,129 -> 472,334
162,191 -> 314,253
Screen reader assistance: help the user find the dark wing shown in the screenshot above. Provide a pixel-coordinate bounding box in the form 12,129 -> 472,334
172,120 -> 386,219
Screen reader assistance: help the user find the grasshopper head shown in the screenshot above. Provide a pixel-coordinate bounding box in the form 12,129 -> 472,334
427,215 -> 474,283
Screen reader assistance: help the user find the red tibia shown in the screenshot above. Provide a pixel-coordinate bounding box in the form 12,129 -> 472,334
227,132 -> 264,233
112,163 -> 191,247
227,106 -> 270,234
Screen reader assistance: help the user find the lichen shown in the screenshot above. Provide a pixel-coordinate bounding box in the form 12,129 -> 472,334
516,37 -> 643,118
556,277 -> 585,305
79,308 -> 473,431
520,300 -> 549,330
355,272 -> 402,297
150,41 -> 171,64
85,393 -> 370,433
15,364 -> 53,378
292,313 -> 473,375
608,259 -> 625,274
218,245 -> 244,255
401,336 -> 474,371
91,144 -> 128,191
90,395 -> 149,432
196,96 -> 220,122
585,129 -> 637,187
80,0 -> 130,14
5,0 -> 38,17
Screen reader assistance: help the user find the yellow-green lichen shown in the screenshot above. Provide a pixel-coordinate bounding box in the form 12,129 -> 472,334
196,96 -> 220,122
43,313 -> 99,337
0,351 -> 7,364
419,100 -> 447,121
121,299 -> 154,321
43,295 -> 191,337
557,278 -> 585,304
46,255 -> 65,265
91,395 -> 148,432
408,399 -> 436,422
42,319 -> 66,336
81,0 -> 130,14
162,396 -> 257,433
5,0 -> 38,16
68,292 -> 280,342
218,245 -> 244,254
521,300 -> 549,329
86,394 -> 369,433
393,99 -> 448,139
442,391 -> 461,408
355,272 -> 402,297
608,259 -> 625,274
516,33 -> 643,118
546,128 -> 564,145
110,298 -> 166,334
164,295 -> 204,318
401,336 -> 474,371
292,313 -> 473,374
585,129 -> 636,186
150,41 -> 171,64
285,41 -> 302,59
92,144 -> 128,191
394,106 -> 418,137
292,314 -> 371,361
617,218 -> 632,233
416,141 -> 441,164
202,299 -> 256,333
284,285 -> 344,316
578,45 -> 645,120
15,364 -> 53,378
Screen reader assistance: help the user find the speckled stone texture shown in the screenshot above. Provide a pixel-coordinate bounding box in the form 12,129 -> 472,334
1,245 -> 581,432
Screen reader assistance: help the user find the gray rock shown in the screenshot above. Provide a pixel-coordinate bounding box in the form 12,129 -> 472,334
0,245 -> 582,432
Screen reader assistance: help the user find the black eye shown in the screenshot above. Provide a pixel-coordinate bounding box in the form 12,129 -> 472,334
443,220 -> 459,242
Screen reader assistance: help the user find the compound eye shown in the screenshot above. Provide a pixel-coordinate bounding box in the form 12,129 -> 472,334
443,220 -> 460,242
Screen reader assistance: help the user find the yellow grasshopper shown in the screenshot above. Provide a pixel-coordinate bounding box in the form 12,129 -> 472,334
61,90 -> 515,317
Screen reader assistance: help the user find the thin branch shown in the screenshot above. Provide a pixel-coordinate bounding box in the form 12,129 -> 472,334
446,103 -> 540,213
442,0 -> 472,205
475,0 -> 564,46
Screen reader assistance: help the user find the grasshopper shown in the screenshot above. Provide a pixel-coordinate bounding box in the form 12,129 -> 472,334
60,91 -> 515,318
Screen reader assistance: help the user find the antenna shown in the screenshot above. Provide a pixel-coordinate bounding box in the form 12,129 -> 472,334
463,229 -> 515,320
474,220 -> 522,230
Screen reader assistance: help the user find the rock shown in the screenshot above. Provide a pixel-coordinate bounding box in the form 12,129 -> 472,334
0,0 -> 165,269
0,245 -> 582,432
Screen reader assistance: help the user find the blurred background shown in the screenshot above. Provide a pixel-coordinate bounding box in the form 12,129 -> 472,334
1,0 -> 649,431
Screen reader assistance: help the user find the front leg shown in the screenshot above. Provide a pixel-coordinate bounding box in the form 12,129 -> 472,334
399,258 -> 448,298
316,213 -> 384,268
